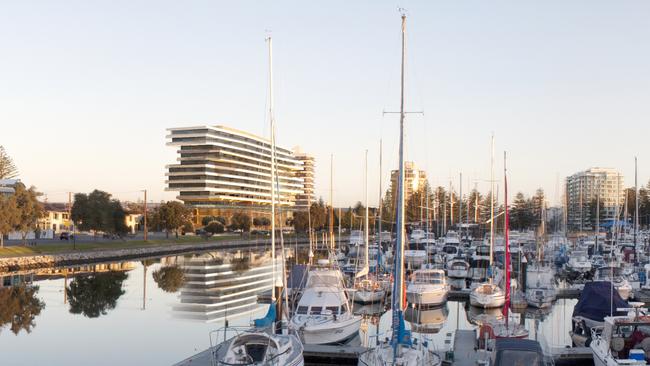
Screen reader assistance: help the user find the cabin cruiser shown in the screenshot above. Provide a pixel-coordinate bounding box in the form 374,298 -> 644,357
441,244 -> 460,262
490,338 -> 545,366
447,258 -> 470,279
348,230 -> 364,257
444,231 -> 461,246
410,229 -> 426,242
406,269 -> 449,307
469,245 -> 491,286
212,328 -> 304,366
595,265 -> 633,301
404,249 -> 427,269
590,303 -> 649,366
525,263 -> 557,309
570,281 -> 630,347
567,250 -> 592,273
290,269 -> 361,344
470,283 -> 506,309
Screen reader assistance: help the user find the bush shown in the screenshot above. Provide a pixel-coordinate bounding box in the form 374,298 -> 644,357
204,221 -> 225,234
253,217 -> 271,227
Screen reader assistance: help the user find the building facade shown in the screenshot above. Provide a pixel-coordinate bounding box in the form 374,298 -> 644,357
166,125 -> 312,223
566,167 -> 625,232
390,161 -> 428,204
293,149 -> 315,210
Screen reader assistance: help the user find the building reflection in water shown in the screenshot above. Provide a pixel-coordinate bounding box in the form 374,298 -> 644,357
173,250 -> 282,323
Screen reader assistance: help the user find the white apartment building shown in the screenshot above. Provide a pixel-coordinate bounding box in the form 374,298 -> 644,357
166,125 -> 312,222
566,167 -> 625,232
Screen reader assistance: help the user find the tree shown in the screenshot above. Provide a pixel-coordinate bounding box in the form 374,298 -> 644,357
204,221 -> 225,234
152,266 -> 185,293
0,194 -> 18,248
0,285 -> 45,335
66,271 -> 128,318
229,212 -> 251,233
291,211 -> 309,233
150,201 -> 192,238
71,190 -> 128,238
510,192 -> 534,231
13,183 -> 44,246
0,146 -> 18,179
309,199 -> 327,230
253,217 -> 271,227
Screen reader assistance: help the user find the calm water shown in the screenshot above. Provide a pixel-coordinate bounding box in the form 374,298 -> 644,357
0,248 -> 576,366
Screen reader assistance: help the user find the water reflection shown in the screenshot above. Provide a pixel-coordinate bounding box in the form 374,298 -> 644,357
66,271 -> 128,318
404,305 -> 449,334
152,265 -> 185,293
0,285 -> 45,335
173,250 -> 280,323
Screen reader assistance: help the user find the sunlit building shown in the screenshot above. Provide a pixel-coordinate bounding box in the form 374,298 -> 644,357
390,161 -> 428,203
566,167 -> 625,232
166,125 -> 313,224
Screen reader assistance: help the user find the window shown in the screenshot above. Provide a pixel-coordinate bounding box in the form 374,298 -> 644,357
310,306 -> 322,315
326,306 -> 339,315
297,306 -> 308,315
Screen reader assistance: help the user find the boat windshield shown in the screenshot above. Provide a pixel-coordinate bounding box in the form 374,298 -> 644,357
598,267 -> 622,278
414,272 -> 444,284
307,274 -> 340,287
496,350 -> 542,366
443,246 -> 457,254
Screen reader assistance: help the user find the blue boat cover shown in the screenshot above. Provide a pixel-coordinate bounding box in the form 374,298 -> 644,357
253,303 -> 276,328
572,281 -> 629,321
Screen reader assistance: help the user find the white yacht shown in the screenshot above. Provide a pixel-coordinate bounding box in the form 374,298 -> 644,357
404,249 -> 427,268
469,283 -> 506,309
411,229 -> 426,242
406,269 -> 449,307
446,258 -> 470,279
212,329 -> 304,366
291,269 -> 361,344
594,265 -> 633,301
353,278 -> 386,304
440,244 -> 460,263
567,250 -> 592,273
525,263 -> 557,308
590,304 -> 649,366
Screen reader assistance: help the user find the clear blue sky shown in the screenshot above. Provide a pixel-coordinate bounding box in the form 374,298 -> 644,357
2,0 -> 649,207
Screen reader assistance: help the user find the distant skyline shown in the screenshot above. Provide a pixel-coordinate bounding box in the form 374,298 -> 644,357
2,1 -> 649,207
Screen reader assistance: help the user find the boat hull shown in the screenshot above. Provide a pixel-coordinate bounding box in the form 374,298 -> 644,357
353,289 -> 386,304
469,293 -> 505,309
406,287 -> 448,307
296,316 -> 361,345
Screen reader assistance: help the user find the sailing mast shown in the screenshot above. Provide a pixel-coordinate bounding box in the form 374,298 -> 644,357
635,157 -> 639,247
503,151 -> 511,328
266,35 -> 277,304
490,134 -> 495,267
356,150 -> 370,279
378,139 -> 383,261
391,12 -> 410,357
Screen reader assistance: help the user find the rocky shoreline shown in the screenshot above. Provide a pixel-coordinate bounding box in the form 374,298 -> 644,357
0,238 -> 310,273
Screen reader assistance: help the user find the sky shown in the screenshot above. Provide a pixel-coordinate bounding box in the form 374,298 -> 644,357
2,0 -> 649,207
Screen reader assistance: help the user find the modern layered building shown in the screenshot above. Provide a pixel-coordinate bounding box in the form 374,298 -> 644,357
166,125 -> 314,223
566,167 -> 625,232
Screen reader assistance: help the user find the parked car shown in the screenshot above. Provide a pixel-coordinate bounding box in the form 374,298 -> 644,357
59,232 -> 74,240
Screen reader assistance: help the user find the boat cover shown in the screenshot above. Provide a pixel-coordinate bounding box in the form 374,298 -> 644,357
572,281 -> 629,321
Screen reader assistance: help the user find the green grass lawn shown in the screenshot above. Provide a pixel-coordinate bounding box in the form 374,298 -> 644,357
0,234 -> 242,258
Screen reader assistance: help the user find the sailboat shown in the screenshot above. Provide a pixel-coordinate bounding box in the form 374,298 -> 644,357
488,152 -> 528,339
358,12 -> 441,366
354,151 -> 387,304
212,35 -> 304,366
469,138 -> 505,309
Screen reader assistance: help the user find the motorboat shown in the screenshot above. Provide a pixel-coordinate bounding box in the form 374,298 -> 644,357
470,283 -> 506,309
211,328 -> 304,366
406,269 -> 449,307
567,250 -> 592,273
570,281 -> 630,347
446,258 -> 470,279
590,303 -> 649,366
410,229 -> 426,242
525,263 -> 557,309
404,249 -> 427,269
290,269 -> 361,344
441,244 -> 460,262
490,338 -> 545,366
595,265 -> 633,301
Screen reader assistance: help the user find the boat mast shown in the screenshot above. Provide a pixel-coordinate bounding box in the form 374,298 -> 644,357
330,154 -> 334,252
378,139 -> 383,256
391,12 -> 408,356
635,157 -> 639,247
365,149 -> 369,275
503,151 -> 511,328
490,134 -> 495,267
266,35 -> 277,303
